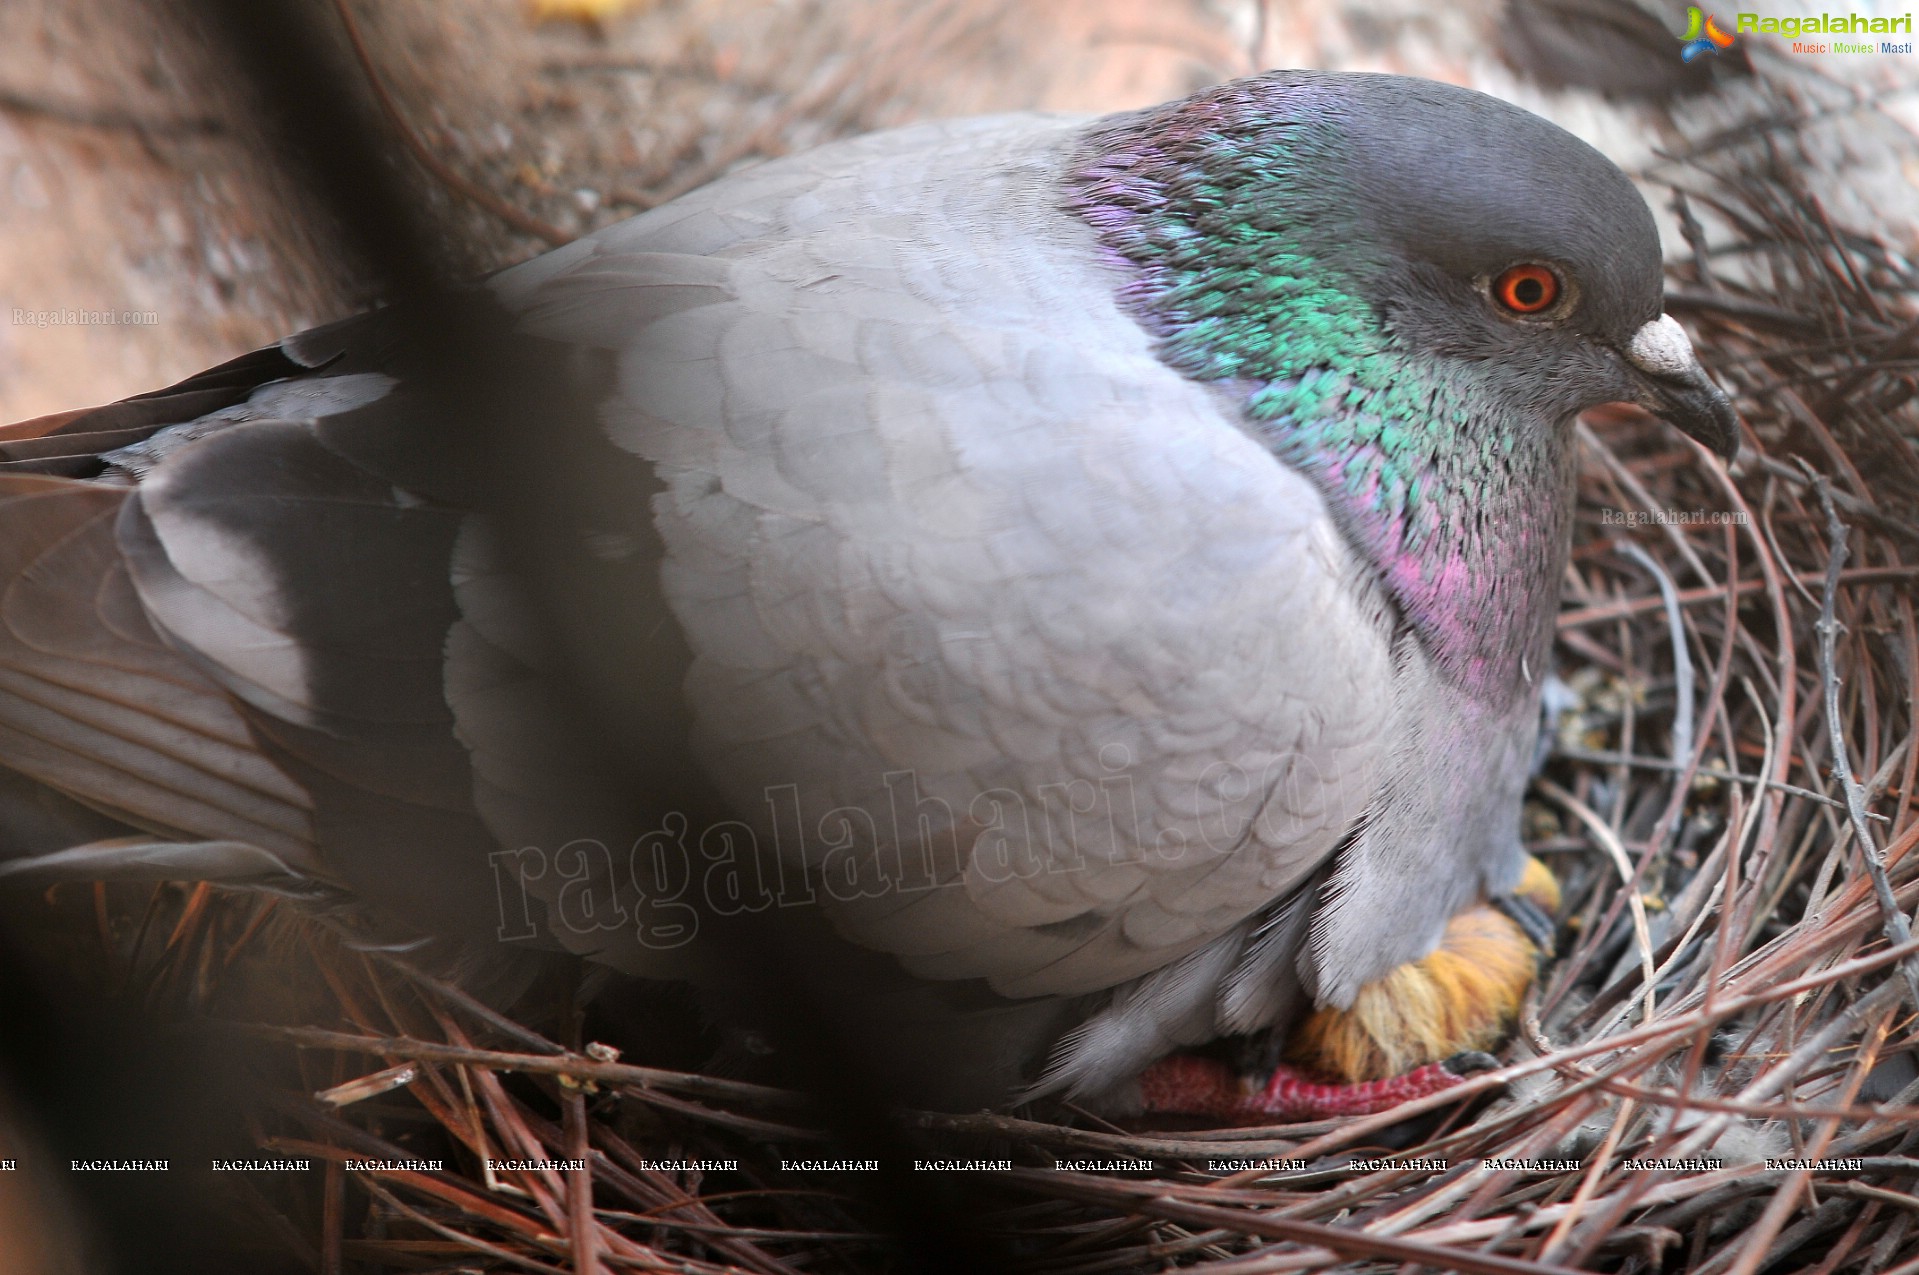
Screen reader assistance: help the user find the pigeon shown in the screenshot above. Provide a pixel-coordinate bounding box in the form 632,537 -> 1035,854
0,70 -> 1735,1116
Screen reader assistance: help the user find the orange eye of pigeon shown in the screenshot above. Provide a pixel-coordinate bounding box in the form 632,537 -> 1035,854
1492,264 -> 1561,314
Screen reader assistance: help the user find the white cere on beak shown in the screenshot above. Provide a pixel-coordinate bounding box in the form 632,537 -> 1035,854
1627,314 -> 1700,378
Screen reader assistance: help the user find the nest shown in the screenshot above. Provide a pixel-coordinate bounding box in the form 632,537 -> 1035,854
22,27 -> 1919,1275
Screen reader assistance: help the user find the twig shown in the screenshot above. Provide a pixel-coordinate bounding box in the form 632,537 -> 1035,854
1538,779 -> 1659,1026
245,1023 -> 813,1108
1807,469 -> 1919,1013
325,0 -> 571,246
563,1086 -> 602,1275
368,951 -> 568,1055
1549,746 -> 1885,817
1617,539 -> 1696,794
1556,566 -> 1919,628
0,86 -> 223,135
1026,1172 -> 1585,1275
1664,288 -> 1821,333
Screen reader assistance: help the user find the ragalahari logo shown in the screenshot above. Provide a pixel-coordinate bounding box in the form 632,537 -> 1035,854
1679,6 -> 1736,59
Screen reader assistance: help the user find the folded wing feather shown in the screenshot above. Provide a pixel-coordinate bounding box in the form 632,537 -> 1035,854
0,112 -> 1402,1099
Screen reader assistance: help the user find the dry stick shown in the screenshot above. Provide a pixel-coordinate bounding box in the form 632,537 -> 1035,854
1550,441 -> 1750,1029
1576,423 -> 1718,586
1339,1160 -> 1471,1239
1744,452 -> 1911,543
258,1025 -> 800,1106
1718,1200 -> 1868,1275
1678,975 -> 1910,1168
371,951 -> 567,1055
358,1167 -> 698,1275
269,1130 -> 556,1241
1177,1185 -> 1690,1267
1650,871 -> 1885,1058
258,1023 -> 830,1144
1895,593 -> 1919,843
1808,469 -> 1919,1011
1731,674 -> 1785,962
1546,537 -> 1745,1032
443,1027 -> 675,1274
1551,747 -> 1878,816
355,952 -> 471,1119
322,1053 -> 346,1275
1874,1215 -> 1919,1275
579,1135 -> 810,1275
1643,822 -> 1733,1009
1612,599 -> 1639,833
1810,319 -> 1919,434
1807,1203 -> 1884,1275
1550,1046 -> 1721,1268
405,1004 -> 525,1198
906,1110 -> 1320,1162
1450,1076 -> 1597,1228
1371,1171 -> 1754,1247
1041,1157 -> 1805,1253
1618,541 -> 1697,785
442,1019 -> 576,1241
325,0 -> 572,246
1721,1003 -> 1895,1275
1760,473 -> 1826,611
159,881 -> 214,962
1538,775 -> 1668,1034
1557,567 -> 1919,628
1663,538 -> 1750,1149
600,1078 -> 829,1144
1173,1246 -> 1337,1275
1713,454 -> 1801,992
1360,1158 -> 1506,1240
1582,542 -> 1712,1188
556,986 -> 604,1275
1539,1085 -> 1637,1265
1547,1062 -> 1919,1125
1280,932 -> 1919,1165
1537,779 -> 1657,1027
1542,867 -> 1903,1198
352,1177 -> 579,1275
1655,835 -> 1919,1049
591,1209 -> 868,1246
0,85 -> 224,135
1025,1173 -> 1584,1275
218,894 -> 280,970
1664,785 -> 1744,1152
563,1086 -> 602,1275
506,1106 -> 767,1275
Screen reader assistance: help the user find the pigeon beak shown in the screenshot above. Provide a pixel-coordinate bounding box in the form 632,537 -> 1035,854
1622,314 -> 1740,461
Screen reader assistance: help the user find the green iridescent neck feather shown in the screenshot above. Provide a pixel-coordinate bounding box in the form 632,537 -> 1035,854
1065,79 -> 1570,703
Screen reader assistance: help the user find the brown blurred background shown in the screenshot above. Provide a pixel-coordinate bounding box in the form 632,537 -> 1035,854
0,0 -> 1625,425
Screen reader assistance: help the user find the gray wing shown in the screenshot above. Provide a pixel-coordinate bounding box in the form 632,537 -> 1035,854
502,114 -> 1400,999
0,115 -> 1399,1049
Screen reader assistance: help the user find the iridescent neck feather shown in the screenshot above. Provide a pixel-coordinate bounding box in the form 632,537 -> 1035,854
1065,81 -> 1571,703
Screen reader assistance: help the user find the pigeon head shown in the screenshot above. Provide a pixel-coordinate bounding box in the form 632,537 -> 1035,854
1069,70 -> 1736,700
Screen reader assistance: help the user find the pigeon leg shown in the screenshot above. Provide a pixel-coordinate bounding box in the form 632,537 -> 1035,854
1137,857 -> 1559,1123
1285,854 -> 1559,1084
